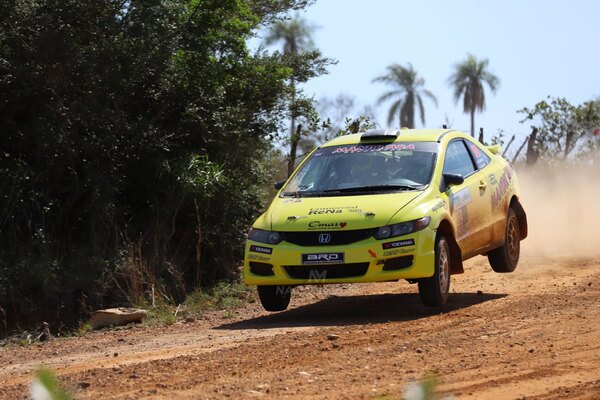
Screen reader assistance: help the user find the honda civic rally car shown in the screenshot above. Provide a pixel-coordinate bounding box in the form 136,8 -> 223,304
244,128 -> 527,311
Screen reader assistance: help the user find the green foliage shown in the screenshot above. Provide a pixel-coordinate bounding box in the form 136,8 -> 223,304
31,368 -> 72,400
0,0 -> 323,332
488,129 -> 505,147
338,115 -> 378,136
184,282 -> 251,313
518,96 -> 600,159
144,304 -> 177,327
262,14 -> 334,175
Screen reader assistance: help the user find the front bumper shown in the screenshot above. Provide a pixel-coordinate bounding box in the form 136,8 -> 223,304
243,227 -> 436,286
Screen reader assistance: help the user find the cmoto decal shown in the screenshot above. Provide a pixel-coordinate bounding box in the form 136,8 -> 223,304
383,248 -> 413,257
307,221 -> 347,230
247,254 -> 271,262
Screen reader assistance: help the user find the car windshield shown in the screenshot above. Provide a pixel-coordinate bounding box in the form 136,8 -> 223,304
281,142 -> 439,197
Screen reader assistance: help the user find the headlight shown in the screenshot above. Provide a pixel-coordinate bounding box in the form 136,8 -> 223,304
373,216 -> 431,240
248,228 -> 284,244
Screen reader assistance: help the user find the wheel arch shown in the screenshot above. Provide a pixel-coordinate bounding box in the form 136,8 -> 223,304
436,219 -> 464,275
509,196 -> 528,240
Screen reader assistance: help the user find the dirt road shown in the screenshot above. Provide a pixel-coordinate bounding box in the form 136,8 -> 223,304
1,166 -> 600,399
1,251 -> 599,399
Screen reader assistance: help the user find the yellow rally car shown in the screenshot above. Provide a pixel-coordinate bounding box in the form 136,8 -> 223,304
244,129 -> 528,311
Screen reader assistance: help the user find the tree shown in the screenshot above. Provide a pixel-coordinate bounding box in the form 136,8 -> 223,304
0,0 -> 322,331
264,15 -> 318,176
448,54 -> 500,137
298,93 -> 376,154
372,63 -> 437,129
518,96 -> 600,160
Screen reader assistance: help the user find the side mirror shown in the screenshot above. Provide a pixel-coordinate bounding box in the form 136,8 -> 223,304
442,173 -> 464,191
274,180 -> 286,190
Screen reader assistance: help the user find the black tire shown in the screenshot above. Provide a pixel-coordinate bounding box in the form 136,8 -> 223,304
488,207 -> 520,273
418,235 -> 451,306
257,285 -> 292,312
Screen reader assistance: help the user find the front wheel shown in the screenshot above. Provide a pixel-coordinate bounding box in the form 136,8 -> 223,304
418,236 -> 451,306
488,207 -> 520,273
257,285 -> 292,311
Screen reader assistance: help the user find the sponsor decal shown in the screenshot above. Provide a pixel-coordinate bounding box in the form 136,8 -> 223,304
309,208 -> 342,215
368,249 -> 377,258
491,165 -> 514,210
332,143 -> 416,154
383,248 -> 414,257
250,245 -> 272,255
247,254 -> 271,261
449,187 -> 472,212
308,221 -> 347,230
301,252 -> 344,265
283,198 -> 302,203
382,239 -> 415,250
308,206 -> 362,215
431,199 -> 446,212
488,174 -> 498,185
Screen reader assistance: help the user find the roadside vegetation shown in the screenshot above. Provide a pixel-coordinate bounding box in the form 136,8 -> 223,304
0,0 -> 331,335
1,0 -> 599,338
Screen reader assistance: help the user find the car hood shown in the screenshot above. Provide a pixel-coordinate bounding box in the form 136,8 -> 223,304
268,192 -> 423,232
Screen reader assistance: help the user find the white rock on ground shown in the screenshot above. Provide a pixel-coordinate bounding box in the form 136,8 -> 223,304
91,308 -> 147,330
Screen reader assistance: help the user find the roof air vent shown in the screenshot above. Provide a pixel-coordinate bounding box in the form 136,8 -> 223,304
360,129 -> 400,140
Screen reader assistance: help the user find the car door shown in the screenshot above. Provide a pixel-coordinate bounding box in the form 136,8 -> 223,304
442,139 -> 493,256
463,138 -> 499,246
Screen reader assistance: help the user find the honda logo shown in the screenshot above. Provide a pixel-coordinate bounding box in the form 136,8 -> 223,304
318,233 -> 332,244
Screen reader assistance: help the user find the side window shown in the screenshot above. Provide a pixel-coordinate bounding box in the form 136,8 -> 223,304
443,140 -> 477,177
467,141 -> 491,169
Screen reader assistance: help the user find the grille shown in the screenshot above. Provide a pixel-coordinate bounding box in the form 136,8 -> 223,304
283,263 -> 369,280
249,262 -> 274,276
382,255 -> 413,271
282,229 -> 376,246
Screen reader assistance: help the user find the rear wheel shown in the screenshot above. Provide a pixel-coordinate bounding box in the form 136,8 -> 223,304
418,235 -> 451,306
488,207 -> 520,273
257,285 -> 292,311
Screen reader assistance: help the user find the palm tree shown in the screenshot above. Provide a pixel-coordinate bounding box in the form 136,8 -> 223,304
372,63 -> 437,129
448,54 -> 500,137
264,16 -> 315,176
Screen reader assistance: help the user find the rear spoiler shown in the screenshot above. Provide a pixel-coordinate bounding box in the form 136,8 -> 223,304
487,144 -> 501,155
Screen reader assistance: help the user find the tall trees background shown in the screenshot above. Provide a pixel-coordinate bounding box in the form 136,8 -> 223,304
372,63 -> 437,129
448,54 -> 500,137
0,0 -> 328,330
263,15 -> 331,176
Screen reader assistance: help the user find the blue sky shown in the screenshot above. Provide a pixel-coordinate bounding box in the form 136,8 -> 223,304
256,0 -> 600,149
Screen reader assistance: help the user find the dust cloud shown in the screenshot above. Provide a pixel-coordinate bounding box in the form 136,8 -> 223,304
517,162 -> 600,259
